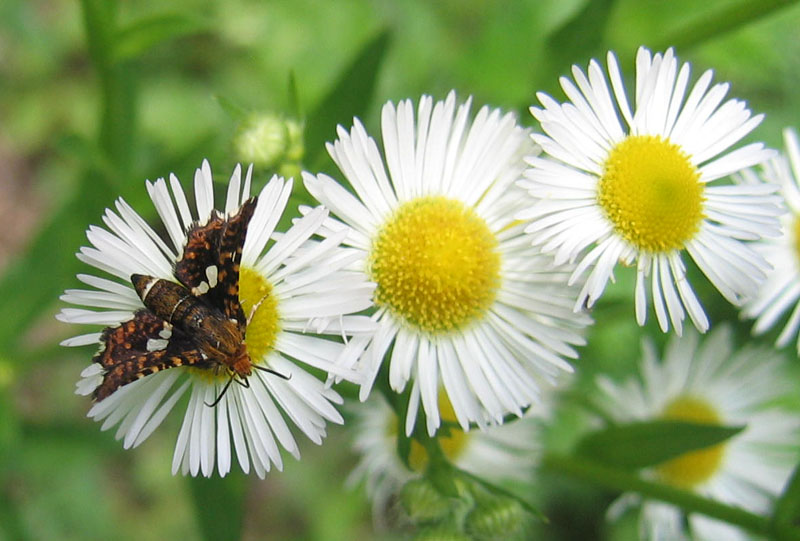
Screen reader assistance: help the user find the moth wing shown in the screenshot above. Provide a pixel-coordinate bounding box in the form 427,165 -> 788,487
214,197 -> 257,329
173,198 -> 257,330
174,211 -> 225,305
92,309 -> 212,401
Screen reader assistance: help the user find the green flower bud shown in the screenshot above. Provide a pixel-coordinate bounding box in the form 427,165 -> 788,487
413,524 -> 471,541
284,118 -> 304,162
464,495 -> 526,540
278,161 -> 302,183
233,113 -> 304,170
401,477 -> 452,524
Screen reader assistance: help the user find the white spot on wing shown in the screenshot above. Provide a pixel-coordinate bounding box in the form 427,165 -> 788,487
206,265 -> 218,288
146,338 -> 169,352
159,322 -> 173,339
192,281 -> 210,295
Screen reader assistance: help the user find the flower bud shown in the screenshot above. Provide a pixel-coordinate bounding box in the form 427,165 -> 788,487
413,525 -> 471,541
233,113 -> 303,170
464,495 -> 526,540
400,477 -> 452,524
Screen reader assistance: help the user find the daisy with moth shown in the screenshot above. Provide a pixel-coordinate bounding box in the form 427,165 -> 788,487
58,160 -> 375,478
90,197 -> 283,404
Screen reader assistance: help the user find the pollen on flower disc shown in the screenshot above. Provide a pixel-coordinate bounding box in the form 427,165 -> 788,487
792,214 -> 800,267
656,395 -> 726,488
598,135 -> 705,253
369,196 -> 500,335
239,266 -> 280,363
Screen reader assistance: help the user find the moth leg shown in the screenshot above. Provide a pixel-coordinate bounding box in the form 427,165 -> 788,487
253,364 -> 291,380
205,374 -> 235,407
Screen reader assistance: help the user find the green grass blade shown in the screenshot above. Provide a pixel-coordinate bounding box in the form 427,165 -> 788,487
576,419 -> 744,470
304,29 -> 392,169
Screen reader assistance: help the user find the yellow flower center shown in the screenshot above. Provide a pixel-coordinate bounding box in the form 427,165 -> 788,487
369,196 -> 500,335
655,395 -> 726,489
598,135 -> 705,253
239,266 -> 280,364
792,214 -> 800,267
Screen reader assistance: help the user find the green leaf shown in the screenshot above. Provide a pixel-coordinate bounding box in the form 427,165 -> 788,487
772,463 -> 800,541
213,94 -> 251,122
576,420 -> 744,470
55,133 -> 118,181
0,180 -> 114,356
112,13 -> 209,64
654,0 -> 800,52
544,0 -> 615,78
0,387 -> 19,458
287,70 -> 301,119
304,29 -> 392,168
426,458 -> 459,499
544,453 -> 771,536
80,0 -> 117,69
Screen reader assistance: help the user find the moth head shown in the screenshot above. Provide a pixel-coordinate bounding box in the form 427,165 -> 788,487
229,343 -> 252,378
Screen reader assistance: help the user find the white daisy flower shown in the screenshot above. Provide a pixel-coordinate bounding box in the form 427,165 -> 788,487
595,325 -> 800,540
519,46 -> 781,335
303,91 -> 591,436
57,160 -> 375,478
349,392 -> 541,525
741,128 -> 800,352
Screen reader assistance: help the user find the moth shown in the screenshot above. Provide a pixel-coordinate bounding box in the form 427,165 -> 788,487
91,196 -> 285,405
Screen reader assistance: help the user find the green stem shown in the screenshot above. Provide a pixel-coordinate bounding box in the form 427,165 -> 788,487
0,0 -> 133,353
372,360 -> 416,468
656,0 -> 800,51
0,391 -> 27,541
81,0 -> 137,177
543,453 -> 771,536
188,473 -> 249,541
0,492 -> 28,541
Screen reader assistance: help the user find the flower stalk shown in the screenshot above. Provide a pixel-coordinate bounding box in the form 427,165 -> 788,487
542,453 -> 772,537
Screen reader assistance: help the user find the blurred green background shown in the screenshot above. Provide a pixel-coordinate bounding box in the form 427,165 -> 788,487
1,0 -> 800,539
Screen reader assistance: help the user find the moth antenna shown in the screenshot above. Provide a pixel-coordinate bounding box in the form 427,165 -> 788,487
206,375 -> 235,407
253,364 -> 291,380
246,293 -> 272,325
